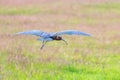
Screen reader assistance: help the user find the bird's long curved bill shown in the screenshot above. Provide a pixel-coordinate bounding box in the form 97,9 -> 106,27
62,39 -> 68,45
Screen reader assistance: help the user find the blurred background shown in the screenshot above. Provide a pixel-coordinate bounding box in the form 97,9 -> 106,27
0,0 -> 120,80
0,0 -> 120,33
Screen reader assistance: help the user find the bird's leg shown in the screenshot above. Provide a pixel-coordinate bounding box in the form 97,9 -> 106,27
40,41 -> 44,49
40,41 -> 48,49
44,41 -> 47,46
62,39 -> 68,45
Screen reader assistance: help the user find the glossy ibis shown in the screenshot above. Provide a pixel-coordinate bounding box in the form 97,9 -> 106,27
15,30 -> 91,49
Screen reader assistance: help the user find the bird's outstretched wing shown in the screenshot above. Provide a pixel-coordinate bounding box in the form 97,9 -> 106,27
15,30 -> 50,37
51,30 -> 91,36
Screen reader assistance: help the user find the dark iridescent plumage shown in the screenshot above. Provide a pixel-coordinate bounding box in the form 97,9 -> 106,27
15,30 -> 91,49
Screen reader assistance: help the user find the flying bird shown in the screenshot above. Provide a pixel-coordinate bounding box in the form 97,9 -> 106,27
15,30 -> 91,49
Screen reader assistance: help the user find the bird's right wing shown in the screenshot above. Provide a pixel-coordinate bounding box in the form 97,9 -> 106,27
15,30 -> 50,37
51,30 -> 91,36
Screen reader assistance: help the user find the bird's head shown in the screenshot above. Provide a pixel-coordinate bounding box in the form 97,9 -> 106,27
51,36 -> 68,45
53,36 -> 62,40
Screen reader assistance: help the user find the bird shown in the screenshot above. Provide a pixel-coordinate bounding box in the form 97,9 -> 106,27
15,30 -> 91,49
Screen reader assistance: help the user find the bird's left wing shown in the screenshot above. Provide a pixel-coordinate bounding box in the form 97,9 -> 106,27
51,30 -> 91,36
15,30 -> 50,37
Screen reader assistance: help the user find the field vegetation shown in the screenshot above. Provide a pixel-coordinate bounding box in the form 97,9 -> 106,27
0,0 -> 120,80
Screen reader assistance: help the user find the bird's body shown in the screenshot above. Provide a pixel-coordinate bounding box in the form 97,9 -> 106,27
15,30 -> 91,49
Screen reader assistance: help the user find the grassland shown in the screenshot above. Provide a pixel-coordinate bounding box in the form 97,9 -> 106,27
0,0 -> 120,80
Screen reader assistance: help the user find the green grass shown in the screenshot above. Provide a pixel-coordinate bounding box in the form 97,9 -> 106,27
0,3 -> 120,15
1,63 -> 120,80
0,37 -> 120,80
1,59 -> 120,80
81,3 -> 120,14
0,7 -> 44,15
0,2 -> 120,80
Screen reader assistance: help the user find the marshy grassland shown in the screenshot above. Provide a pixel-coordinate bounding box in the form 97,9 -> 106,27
0,0 -> 120,80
